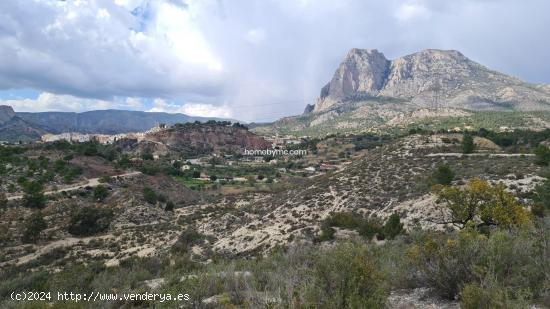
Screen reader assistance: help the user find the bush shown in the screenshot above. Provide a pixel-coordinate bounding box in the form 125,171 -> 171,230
172,228 -> 204,252
67,206 -> 113,236
534,144 -> 550,166
462,134 -> 475,154
431,164 -> 455,185
316,223 -> 336,242
320,212 -> 387,241
325,212 -> 362,229
461,282 -> 531,309
383,214 -> 404,240
92,185 -> 109,201
434,179 -> 531,229
358,219 -> 383,240
98,176 -> 111,183
165,201 -> 175,212
143,187 -> 157,204
0,192 -> 7,209
22,211 -> 47,243
22,181 -> 46,208
409,229 -> 486,299
534,179 -> 550,215
310,242 -> 388,308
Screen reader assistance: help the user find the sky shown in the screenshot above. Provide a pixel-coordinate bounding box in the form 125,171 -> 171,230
0,0 -> 549,122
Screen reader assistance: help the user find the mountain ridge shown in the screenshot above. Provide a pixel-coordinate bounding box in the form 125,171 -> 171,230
310,48 -> 550,113
0,105 -> 235,142
252,48 -> 550,137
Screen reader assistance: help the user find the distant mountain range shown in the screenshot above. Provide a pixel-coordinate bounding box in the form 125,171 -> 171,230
0,106 -> 231,142
254,49 -> 550,136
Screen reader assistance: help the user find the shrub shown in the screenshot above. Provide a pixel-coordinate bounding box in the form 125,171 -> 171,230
92,185 -> 109,201
310,242 -> 388,308
461,282 -> 531,309
141,152 -> 154,161
143,187 -> 157,204
172,228 -> 204,252
316,223 -> 335,242
67,206 -> 113,236
0,192 -> 7,209
434,179 -> 531,229
534,144 -> 550,166
431,164 -> 455,185
409,229 -> 486,299
325,212 -> 362,229
383,214 -> 404,240
165,201 -> 175,212
358,219 -> 383,240
462,134 -> 475,154
22,181 -> 46,208
22,211 -> 47,243
98,176 -> 111,183
534,179 -> 550,215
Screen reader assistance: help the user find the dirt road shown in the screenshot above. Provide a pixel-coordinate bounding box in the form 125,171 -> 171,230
7,171 -> 142,201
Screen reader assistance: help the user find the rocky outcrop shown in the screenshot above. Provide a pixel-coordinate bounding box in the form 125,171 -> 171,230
120,123 -> 271,157
0,105 -> 16,124
0,105 -> 47,142
311,48 -> 550,113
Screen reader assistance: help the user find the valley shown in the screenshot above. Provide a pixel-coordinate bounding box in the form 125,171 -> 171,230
1,48 -> 550,308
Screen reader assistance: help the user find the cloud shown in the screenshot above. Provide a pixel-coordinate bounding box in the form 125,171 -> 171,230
0,0 -> 549,122
245,28 -> 267,45
394,3 -> 431,22
3,93 -> 145,113
0,0 -> 224,100
147,99 -> 233,118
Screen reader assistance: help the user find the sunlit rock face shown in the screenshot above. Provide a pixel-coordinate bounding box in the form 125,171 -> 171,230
310,48 -> 550,114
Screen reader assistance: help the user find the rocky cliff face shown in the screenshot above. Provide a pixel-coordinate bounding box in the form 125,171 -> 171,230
0,105 -> 16,124
311,49 -> 550,113
314,49 -> 390,111
135,124 -> 271,157
0,105 -> 47,142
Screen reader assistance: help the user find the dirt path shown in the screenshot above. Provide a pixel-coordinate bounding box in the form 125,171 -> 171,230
426,153 -> 534,158
7,171 -> 142,201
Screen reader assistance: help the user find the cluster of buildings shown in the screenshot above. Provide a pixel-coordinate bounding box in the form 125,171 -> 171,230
263,135 -> 305,148
40,124 -> 168,144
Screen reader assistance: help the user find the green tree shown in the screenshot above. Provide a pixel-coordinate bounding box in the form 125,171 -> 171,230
534,144 -> 550,165
462,134 -> 475,154
0,192 -> 7,209
165,201 -> 175,212
92,185 -> 109,201
383,213 -> 404,239
22,181 -> 46,208
533,179 -> 550,216
67,206 -> 113,236
143,187 -> 157,204
434,179 -> 530,229
432,164 -> 455,185
22,211 -> 47,243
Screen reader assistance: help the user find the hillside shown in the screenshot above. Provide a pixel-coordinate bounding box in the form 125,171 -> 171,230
254,49 -> 550,136
115,122 -> 271,158
0,105 -> 236,143
0,106 -> 47,142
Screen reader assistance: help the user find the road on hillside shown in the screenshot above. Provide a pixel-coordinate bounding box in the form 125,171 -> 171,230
6,171 -> 142,201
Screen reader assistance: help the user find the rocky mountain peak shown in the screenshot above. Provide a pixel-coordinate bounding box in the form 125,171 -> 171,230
314,48 -> 390,111
0,105 -> 16,124
309,48 -> 550,114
